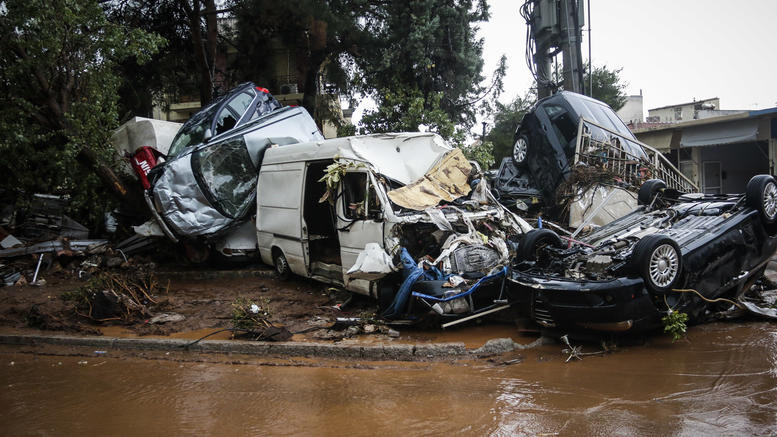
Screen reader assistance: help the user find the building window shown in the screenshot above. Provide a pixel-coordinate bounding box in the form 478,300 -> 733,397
674,107 -> 682,121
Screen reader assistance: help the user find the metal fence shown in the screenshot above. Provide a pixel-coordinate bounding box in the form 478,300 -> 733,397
573,118 -> 698,193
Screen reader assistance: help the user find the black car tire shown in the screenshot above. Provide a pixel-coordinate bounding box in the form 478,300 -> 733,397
273,250 -> 291,280
181,240 -> 210,264
631,235 -> 682,295
638,179 -> 667,206
746,175 -> 777,224
512,134 -> 529,167
519,229 -> 564,262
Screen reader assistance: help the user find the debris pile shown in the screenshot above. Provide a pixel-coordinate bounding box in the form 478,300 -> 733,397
63,271 -> 165,322
230,297 -> 291,341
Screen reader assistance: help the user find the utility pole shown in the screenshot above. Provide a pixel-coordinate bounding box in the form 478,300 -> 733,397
524,0 -> 585,98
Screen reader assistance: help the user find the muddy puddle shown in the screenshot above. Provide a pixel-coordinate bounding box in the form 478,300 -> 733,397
2,321 -> 776,436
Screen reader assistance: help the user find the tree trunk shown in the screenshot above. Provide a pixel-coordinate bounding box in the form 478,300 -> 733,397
204,0 -> 217,88
183,0 -> 213,105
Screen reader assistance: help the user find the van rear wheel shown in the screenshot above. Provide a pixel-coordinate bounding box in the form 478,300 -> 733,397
273,251 -> 291,280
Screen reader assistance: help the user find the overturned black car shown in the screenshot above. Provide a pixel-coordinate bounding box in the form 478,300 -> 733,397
508,175 -> 777,335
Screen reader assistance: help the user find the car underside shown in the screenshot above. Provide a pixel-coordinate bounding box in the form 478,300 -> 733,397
508,175 -> 777,336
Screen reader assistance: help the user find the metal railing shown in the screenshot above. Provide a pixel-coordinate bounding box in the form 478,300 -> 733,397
573,118 -> 698,193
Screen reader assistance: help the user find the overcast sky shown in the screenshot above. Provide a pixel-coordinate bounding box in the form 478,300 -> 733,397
480,0 -> 777,117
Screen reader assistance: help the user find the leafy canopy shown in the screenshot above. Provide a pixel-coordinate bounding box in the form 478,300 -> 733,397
0,0 -> 164,226
355,0 -> 504,144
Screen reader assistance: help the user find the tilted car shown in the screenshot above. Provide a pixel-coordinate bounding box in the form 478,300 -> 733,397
493,91 -> 648,204
507,175 -> 777,335
167,82 -> 282,159
492,91 -> 695,220
145,105 -> 323,243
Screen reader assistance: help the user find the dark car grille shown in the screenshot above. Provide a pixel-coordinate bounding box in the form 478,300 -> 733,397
533,297 -> 556,327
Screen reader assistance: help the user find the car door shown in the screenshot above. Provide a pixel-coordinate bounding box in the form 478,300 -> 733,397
336,171 -> 385,290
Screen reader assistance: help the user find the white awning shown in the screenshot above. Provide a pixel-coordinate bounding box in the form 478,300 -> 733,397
680,120 -> 759,148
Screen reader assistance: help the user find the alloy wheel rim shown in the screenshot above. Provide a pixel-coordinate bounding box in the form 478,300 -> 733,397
649,243 -> 678,287
763,181 -> 777,219
513,137 -> 527,163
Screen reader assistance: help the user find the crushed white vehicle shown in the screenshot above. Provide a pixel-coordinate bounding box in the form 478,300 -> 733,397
256,133 -> 532,325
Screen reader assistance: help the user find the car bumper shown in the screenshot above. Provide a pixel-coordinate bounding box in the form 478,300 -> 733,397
508,272 -> 663,333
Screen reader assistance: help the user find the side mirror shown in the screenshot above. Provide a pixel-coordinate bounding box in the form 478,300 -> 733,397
203,128 -> 213,143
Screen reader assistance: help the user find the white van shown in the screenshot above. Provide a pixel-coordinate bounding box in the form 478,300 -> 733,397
256,132 -> 531,319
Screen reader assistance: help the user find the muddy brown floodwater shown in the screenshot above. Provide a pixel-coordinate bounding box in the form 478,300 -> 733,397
2,321 -> 776,436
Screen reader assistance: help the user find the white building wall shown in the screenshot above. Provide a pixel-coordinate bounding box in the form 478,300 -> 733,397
617,95 -> 644,124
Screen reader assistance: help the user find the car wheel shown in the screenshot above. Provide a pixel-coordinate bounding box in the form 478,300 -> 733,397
273,250 -> 291,280
519,229 -> 564,264
638,179 -> 667,206
631,235 -> 682,294
181,240 -> 210,264
746,175 -> 777,224
512,134 -> 529,167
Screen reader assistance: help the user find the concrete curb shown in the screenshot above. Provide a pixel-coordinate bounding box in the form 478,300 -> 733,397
0,334 -> 527,361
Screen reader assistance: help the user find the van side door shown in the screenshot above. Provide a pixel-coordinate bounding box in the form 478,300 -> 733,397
336,171 -> 385,294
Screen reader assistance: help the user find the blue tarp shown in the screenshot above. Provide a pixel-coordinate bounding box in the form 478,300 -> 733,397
381,248 -> 448,319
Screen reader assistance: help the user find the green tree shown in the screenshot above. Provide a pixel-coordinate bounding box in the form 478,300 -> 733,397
107,0 -> 223,117
357,0 -> 504,142
461,140 -> 495,170
232,0 -> 371,125
485,92 -> 535,164
0,0 -> 163,226
359,89 -> 465,145
582,63 -> 627,111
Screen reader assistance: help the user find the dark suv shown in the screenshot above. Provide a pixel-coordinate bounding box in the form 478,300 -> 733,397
495,91 -> 646,205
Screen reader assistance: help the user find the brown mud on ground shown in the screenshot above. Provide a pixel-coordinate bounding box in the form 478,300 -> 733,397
0,266 -> 523,346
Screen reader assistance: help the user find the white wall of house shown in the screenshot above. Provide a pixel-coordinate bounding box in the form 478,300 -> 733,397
617,95 -> 644,125
648,98 -> 719,122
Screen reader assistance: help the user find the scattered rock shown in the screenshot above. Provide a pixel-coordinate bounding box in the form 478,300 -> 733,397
471,338 -> 519,357
363,324 -> 376,334
149,313 -> 185,324
388,329 -> 400,338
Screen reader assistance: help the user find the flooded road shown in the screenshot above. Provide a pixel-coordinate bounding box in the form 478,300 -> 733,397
2,322 -> 776,436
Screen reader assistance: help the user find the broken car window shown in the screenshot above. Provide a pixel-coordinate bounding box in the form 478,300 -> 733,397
343,173 -> 368,219
193,136 -> 258,219
168,103 -> 220,157
543,104 -> 578,145
228,91 -> 255,115
342,173 -> 381,220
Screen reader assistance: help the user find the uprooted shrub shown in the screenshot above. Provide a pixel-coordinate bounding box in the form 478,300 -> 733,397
62,271 -> 166,323
231,297 -> 291,341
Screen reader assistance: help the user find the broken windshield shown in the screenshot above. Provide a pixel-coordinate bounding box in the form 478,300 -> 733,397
565,96 -> 646,158
168,102 -> 221,158
192,136 -> 258,219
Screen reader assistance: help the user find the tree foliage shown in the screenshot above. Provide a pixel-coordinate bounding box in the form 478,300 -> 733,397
357,0 -> 504,142
106,0 -> 221,117
231,0 -> 370,121
359,89 -> 465,145
0,0 -> 163,226
461,140 -> 495,171
582,63 -> 627,111
485,92 -> 535,165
